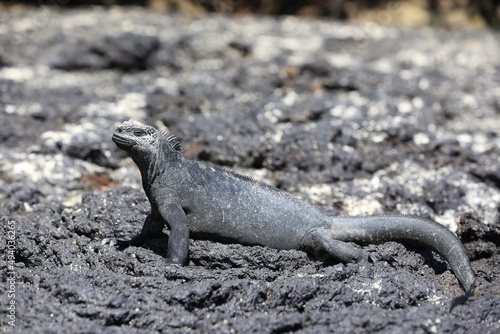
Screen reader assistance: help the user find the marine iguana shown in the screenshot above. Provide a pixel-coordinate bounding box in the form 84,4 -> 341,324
103,120 -> 475,303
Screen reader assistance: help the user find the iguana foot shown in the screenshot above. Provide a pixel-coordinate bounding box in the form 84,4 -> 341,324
449,283 -> 475,310
165,262 -> 183,268
165,255 -> 188,266
300,228 -> 370,263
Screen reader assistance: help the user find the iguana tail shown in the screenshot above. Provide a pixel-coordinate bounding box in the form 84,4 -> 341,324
329,215 -> 475,298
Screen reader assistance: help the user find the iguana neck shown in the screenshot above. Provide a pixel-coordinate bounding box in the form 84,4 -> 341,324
130,142 -> 181,191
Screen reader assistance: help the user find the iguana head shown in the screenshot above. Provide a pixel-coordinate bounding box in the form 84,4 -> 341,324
112,120 -> 181,159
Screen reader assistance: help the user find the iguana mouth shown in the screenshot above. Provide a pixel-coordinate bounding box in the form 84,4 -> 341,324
112,133 -> 136,149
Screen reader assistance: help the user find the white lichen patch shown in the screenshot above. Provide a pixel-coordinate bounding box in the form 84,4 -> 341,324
0,66 -> 35,82
299,184 -> 333,206
283,91 -> 299,107
326,54 -> 359,68
463,181 -> 500,226
387,161 -> 438,197
329,105 -> 362,120
83,92 -> 147,120
42,122 -> 102,149
469,133 -> 497,154
348,278 -> 383,297
435,209 -> 458,231
7,103 -> 43,117
341,195 -> 385,216
384,161 -> 500,227
413,132 -> 431,145
397,100 -> 413,114
1,150 -> 108,206
7,152 -> 79,183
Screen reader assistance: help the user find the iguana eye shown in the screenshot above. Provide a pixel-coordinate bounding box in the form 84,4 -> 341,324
133,129 -> 145,137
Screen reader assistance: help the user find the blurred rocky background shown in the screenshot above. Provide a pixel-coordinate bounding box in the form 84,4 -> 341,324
2,0 -> 500,28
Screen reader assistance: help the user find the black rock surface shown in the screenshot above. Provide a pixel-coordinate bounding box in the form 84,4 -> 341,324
0,7 -> 499,333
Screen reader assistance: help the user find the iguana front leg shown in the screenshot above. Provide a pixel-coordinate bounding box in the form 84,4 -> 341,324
158,202 -> 190,265
102,209 -> 165,247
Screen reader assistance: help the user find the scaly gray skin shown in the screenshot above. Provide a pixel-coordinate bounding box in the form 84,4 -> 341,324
103,120 -> 475,304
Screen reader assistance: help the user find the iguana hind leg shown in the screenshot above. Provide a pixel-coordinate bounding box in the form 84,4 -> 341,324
300,227 -> 369,263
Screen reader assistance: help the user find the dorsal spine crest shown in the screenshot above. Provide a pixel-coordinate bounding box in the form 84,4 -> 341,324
160,130 -> 182,152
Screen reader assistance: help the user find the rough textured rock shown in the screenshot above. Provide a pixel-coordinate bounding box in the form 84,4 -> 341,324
0,7 -> 499,333
39,31 -> 160,70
